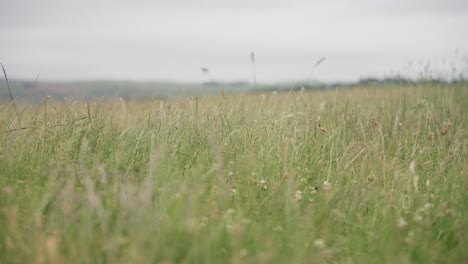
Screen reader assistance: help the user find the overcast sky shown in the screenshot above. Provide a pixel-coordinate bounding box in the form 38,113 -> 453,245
1,0 -> 467,83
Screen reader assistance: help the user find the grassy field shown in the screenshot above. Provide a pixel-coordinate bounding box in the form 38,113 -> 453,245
0,84 -> 467,263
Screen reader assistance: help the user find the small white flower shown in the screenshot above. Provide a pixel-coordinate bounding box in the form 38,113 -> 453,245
309,186 -> 318,195
316,115 -> 321,122
228,171 -> 234,177
323,180 -> 332,190
230,188 -> 237,195
259,179 -> 268,190
397,217 -> 408,229
424,203 -> 433,209
314,239 -> 325,249
295,190 -> 303,201
409,160 -> 416,174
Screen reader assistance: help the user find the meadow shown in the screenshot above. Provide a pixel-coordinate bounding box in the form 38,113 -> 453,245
0,83 -> 466,263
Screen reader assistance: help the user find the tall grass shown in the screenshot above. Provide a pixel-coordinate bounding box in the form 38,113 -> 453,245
1,63 -> 20,126
0,84 -> 466,263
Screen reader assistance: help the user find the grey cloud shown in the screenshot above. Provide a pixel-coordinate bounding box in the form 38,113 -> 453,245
0,0 -> 467,82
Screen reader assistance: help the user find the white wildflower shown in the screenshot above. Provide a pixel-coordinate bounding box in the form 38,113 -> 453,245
323,180 -> 332,190
295,190 -> 303,201
409,160 -> 416,174
314,239 -> 325,249
259,179 -> 267,190
397,217 -> 408,229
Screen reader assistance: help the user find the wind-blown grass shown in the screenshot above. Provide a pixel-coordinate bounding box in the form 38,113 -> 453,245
0,84 -> 466,263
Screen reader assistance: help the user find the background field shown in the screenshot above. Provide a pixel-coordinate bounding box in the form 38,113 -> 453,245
0,77 -> 414,102
0,83 -> 467,263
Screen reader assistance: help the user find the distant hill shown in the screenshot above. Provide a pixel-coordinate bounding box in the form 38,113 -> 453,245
0,77 -> 461,102
0,80 -> 260,102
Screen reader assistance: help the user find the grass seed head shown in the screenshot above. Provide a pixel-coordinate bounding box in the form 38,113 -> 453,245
318,122 -> 327,133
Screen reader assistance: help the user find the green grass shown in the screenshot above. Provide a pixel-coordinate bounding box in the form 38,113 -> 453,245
0,84 -> 467,263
